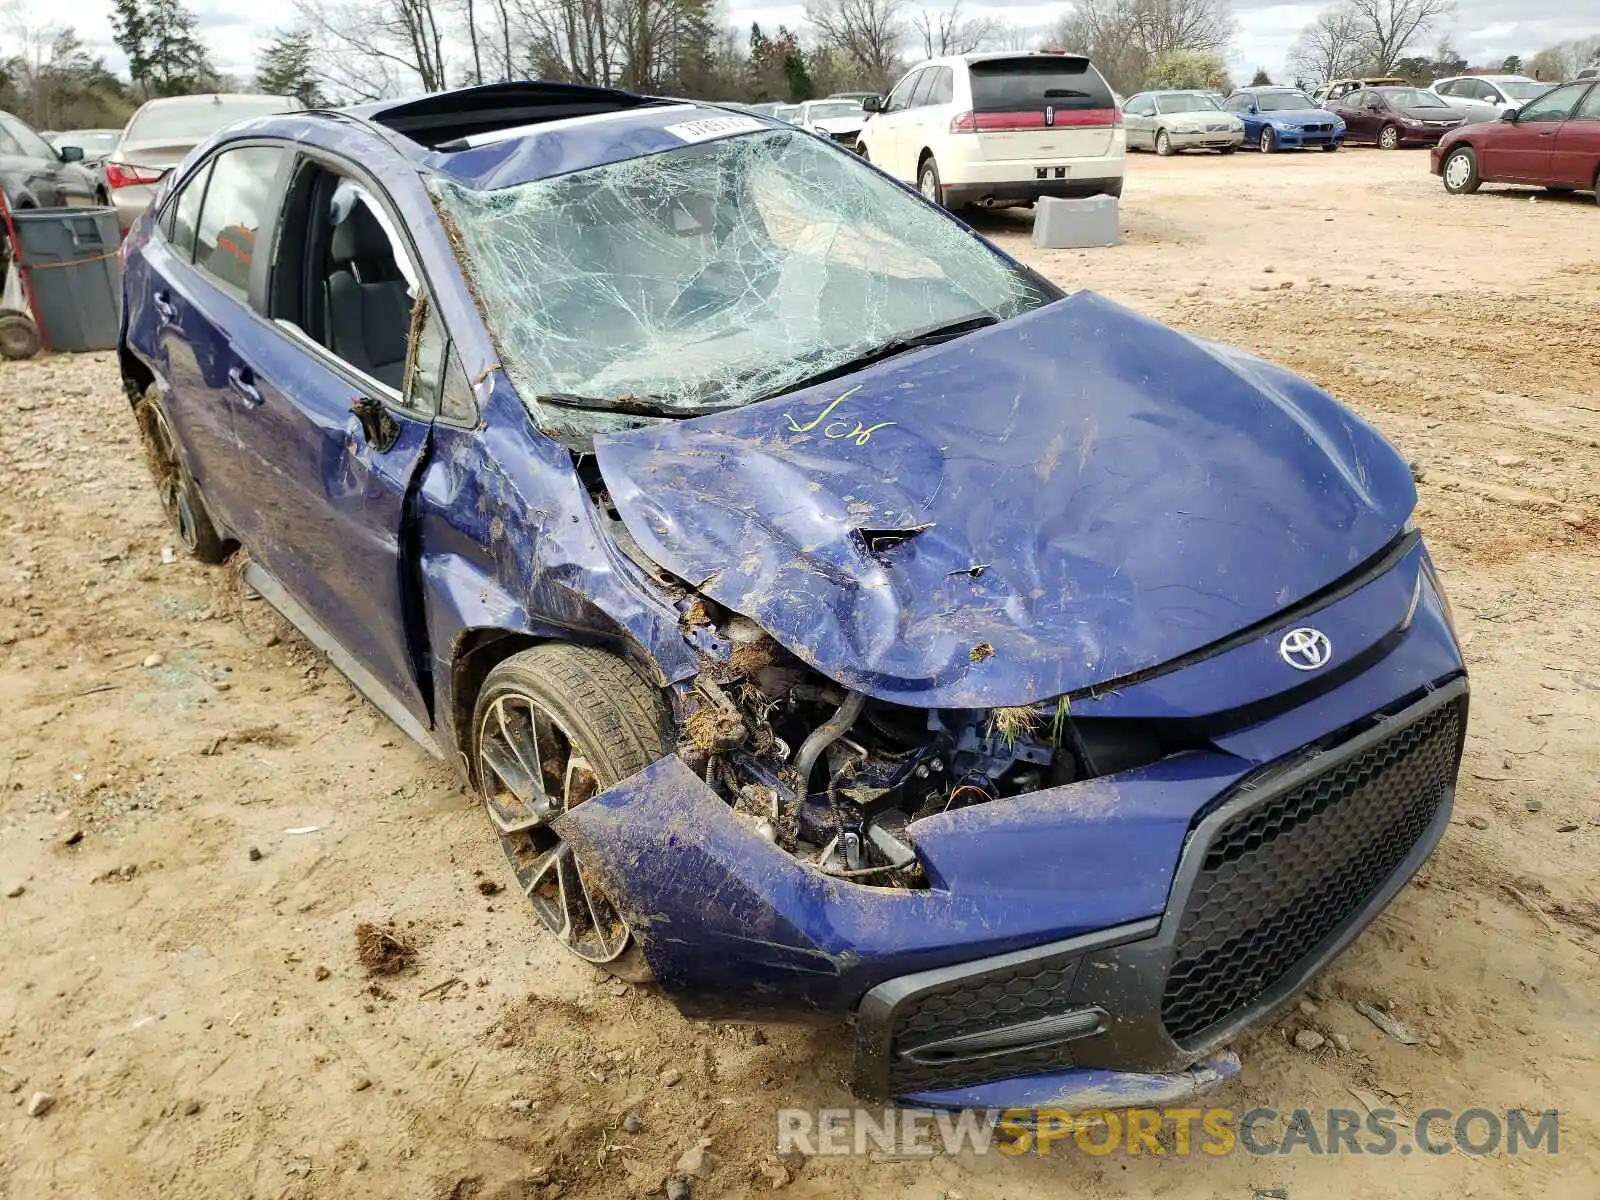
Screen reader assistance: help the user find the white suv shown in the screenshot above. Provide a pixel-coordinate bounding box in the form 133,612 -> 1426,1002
857,51 -> 1125,210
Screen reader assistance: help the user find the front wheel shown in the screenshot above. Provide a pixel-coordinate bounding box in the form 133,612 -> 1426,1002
1321,141 -> 1341,152
1441,145 -> 1481,194
1219,145 -> 1237,155
1155,130 -> 1174,157
1259,126 -> 1276,153
918,156 -> 944,207
473,644 -> 668,982
1378,124 -> 1401,150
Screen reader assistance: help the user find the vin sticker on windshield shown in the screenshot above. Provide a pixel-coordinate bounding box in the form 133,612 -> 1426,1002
663,116 -> 766,144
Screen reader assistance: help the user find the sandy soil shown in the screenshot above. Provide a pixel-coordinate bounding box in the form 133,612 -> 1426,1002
2,146 -> 1597,1199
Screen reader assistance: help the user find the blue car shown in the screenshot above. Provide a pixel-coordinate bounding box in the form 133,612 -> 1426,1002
118,81 -> 1466,1112
1225,86 -> 1347,152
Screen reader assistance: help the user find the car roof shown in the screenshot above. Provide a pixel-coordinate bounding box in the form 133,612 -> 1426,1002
1234,85 -> 1308,93
234,82 -> 788,193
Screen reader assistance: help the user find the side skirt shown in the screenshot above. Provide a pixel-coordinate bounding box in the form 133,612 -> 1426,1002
243,561 -> 445,760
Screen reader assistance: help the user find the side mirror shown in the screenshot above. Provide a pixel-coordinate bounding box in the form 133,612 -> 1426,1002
861,94 -> 882,113
58,145 -> 84,163
1499,108 -> 1518,122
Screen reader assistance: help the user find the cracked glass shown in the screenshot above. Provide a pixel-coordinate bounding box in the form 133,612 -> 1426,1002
431,128 -> 1053,440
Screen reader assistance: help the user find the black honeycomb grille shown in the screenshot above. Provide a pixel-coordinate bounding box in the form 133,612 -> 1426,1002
886,946 -> 1083,1094
1161,698 -> 1464,1045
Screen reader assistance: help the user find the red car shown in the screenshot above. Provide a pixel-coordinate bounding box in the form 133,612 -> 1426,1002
1432,79 -> 1600,200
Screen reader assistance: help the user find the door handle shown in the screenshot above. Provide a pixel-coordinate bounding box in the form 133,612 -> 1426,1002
227,364 -> 263,407
152,292 -> 176,321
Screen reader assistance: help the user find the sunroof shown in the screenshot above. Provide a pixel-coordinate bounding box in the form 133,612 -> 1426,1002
369,81 -> 668,150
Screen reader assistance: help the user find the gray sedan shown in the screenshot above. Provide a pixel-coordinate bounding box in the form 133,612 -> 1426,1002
1122,90 -> 1245,155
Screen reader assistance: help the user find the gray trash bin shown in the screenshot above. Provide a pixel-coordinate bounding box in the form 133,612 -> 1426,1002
10,207 -> 122,352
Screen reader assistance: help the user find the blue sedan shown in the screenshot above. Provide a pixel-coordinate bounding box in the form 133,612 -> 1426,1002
1225,86 -> 1347,151
119,81 -> 1465,1111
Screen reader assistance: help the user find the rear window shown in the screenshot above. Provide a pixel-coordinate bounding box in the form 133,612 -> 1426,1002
968,57 -> 1114,111
128,96 -> 297,142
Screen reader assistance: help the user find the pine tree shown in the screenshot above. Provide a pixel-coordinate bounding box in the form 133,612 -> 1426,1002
110,0 -> 215,98
255,30 -> 322,107
1249,67 -> 1273,86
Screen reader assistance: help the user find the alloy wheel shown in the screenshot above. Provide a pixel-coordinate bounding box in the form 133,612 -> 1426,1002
1156,130 -> 1173,156
1260,127 -> 1274,153
477,693 -> 633,964
1379,125 -> 1399,150
919,167 -> 939,203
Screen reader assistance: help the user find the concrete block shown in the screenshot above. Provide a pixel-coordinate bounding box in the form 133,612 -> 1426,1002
1032,194 -> 1120,249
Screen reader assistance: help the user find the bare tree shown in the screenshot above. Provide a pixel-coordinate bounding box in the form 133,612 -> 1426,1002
1343,0 -> 1453,74
910,1 -> 994,59
986,19 -> 1039,51
1527,35 -> 1600,82
1288,4 -> 1372,85
805,0 -> 905,88
1047,0 -> 1234,94
296,0 -> 449,99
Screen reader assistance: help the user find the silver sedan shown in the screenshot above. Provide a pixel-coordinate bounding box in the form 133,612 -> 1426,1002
1122,91 -> 1245,155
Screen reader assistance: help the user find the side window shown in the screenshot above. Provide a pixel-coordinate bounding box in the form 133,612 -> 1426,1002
268,161 -> 421,395
1139,97 -> 1159,116
1575,86 -> 1600,120
193,146 -> 285,297
885,71 -> 922,113
165,160 -> 212,261
928,68 -> 954,106
907,70 -> 937,109
1521,83 -> 1586,122
1434,80 -> 1455,96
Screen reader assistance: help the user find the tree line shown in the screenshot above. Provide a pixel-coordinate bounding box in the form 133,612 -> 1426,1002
0,0 -> 1596,133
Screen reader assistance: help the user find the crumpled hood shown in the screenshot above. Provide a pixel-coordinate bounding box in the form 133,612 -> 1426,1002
594,292 -> 1415,707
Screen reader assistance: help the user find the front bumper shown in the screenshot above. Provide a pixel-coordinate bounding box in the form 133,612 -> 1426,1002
856,679 -> 1466,1102
1267,125 -> 1343,148
1166,129 -> 1245,150
1397,125 -> 1463,146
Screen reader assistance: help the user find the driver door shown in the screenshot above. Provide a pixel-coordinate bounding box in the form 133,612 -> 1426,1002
230,154 -> 438,729
1486,83 -> 1587,181
872,69 -> 925,182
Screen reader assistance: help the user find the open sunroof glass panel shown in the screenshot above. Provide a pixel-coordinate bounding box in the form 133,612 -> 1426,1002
369,82 -> 667,150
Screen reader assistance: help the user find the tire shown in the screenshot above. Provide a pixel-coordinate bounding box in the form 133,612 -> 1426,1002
918,155 -> 944,208
1543,186 -> 1574,195
473,644 -> 668,983
133,386 -> 229,563
1321,142 -> 1341,152
1259,126 -> 1276,153
1378,124 -> 1401,150
855,142 -> 868,159
1219,145 -> 1237,155
1593,168 -> 1600,206
1440,145 -> 1481,195
1155,130 -> 1174,157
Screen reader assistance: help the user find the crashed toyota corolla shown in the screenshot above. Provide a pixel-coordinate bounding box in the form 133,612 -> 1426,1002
117,82 -> 1468,1110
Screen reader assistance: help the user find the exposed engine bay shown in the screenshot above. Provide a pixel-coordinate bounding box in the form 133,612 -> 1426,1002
671,598 -> 1082,885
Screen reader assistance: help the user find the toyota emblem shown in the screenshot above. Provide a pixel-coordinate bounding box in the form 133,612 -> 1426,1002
1279,627 -> 1332,671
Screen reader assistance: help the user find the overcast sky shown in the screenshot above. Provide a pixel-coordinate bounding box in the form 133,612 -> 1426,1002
20,0 -> 1600,88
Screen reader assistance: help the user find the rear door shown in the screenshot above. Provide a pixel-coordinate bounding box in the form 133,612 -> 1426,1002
132,145 -> 292,540
1550,84 -> 1600,188
1487,83 -> 1588,180
229,155 -> 436,728
1335,90 -> 1369,139
963,55 -> 1119,162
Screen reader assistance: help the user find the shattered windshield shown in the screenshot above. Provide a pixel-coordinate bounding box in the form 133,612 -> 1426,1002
431,128 -> 1052,438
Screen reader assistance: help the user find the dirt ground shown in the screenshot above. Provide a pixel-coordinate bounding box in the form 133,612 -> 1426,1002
2,147 -> 1597,1199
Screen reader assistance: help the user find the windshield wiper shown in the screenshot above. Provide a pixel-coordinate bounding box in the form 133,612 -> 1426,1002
533,391 -> 737,419
751,312 -> 1004,402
